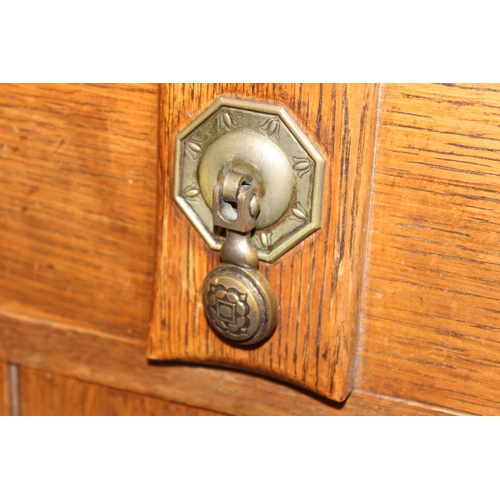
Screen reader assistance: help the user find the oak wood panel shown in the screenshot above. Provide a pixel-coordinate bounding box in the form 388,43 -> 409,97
0,306 -> 465,415
0,362 -> 9,416
19,366 -> 222,416
149,84 -> 380,402
358,83 -> 500,415
0,84 -> 158,337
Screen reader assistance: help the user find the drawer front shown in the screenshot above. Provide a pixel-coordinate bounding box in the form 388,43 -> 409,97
147,84 -> 379,402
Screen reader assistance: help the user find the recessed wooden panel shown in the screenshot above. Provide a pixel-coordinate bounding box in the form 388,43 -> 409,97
18,366 -> 222,416
0,362 -> 9,416
0,84 -> 158,337
358,84 -> 500,415
0,308 -> 463,415
148,84 -> 380,402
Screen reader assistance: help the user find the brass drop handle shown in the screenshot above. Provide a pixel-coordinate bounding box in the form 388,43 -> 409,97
175,98 -> 325,345
202,171 -> 277,345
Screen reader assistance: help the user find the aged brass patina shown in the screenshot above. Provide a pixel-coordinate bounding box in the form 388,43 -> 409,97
174,97 -> 325,263
202,172 -> 277,345
175,98 -> 325,345
199,129 -> 292,229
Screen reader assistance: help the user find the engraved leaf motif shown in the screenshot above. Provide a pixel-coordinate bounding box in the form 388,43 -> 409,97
183,182 -> 201,202
260,231 -> 273,248
259,117 -> 280,138
292,156 -> 311,178
289,202 -> 308,222
186,140 -> 203,160
218,111 -> 239,129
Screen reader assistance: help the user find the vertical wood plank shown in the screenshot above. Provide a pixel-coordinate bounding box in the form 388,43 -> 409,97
7,364 -> 20,416
0,362 -> 9,416
149,84 -> 380,401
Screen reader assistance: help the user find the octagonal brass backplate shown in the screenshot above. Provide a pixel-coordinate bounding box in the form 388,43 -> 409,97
173,97 -> 326,263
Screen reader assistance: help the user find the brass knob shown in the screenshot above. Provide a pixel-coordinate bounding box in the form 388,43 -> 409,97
202,171 -> 277,345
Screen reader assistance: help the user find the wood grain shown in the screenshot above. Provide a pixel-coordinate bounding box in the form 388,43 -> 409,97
148,84 -> 380,402
358,83 -> 500,415
0,362 -> 9,416
0,84 -> 158,337
19,366 -> 222,416
0,304 -> 464,415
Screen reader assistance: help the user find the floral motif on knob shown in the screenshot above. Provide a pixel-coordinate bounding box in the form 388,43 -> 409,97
206,283 -> 250,335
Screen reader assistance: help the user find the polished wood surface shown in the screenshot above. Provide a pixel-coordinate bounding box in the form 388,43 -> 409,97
19,366 -> 222,416
359,84 -> 500,415
0,308 -> 463,415
149,84 -> 380,402
0,362 -> 9,416
1,83 -> 500,415
0,84 -> 158,337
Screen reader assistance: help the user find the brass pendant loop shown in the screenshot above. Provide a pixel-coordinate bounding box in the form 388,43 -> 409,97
202,171 -> 277,345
